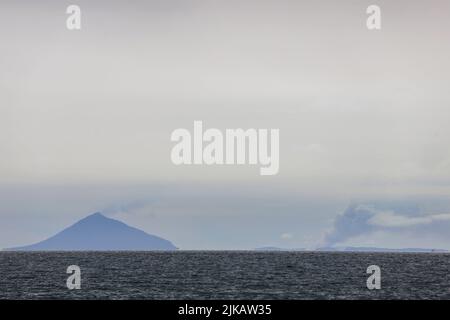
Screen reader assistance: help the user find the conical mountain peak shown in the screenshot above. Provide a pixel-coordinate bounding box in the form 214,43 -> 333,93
6,212 -> 177,251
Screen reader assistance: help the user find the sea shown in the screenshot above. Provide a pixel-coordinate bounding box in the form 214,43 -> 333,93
0,251 -> 449,299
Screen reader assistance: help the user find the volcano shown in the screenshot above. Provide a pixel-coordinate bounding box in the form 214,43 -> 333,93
6,212 -> 177,251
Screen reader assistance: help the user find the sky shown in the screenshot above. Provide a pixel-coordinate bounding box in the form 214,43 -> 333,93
1,0 -> 450,249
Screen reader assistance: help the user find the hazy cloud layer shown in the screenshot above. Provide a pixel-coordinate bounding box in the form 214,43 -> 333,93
1,0 -> 450,195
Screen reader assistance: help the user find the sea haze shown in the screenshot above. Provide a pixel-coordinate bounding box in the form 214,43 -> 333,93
0,251 -> 449,299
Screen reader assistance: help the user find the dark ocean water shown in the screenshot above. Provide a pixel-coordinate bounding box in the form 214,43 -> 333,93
0,251 -> 449,299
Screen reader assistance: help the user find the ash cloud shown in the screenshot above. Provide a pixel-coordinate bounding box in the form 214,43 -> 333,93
323,203 -> 450,247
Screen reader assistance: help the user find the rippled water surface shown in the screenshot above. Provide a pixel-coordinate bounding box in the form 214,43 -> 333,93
0,251 -> 449,299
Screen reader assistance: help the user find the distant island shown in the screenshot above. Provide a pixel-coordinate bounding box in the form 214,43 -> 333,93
254,247 -> 306,251
315,246 -> 448,253
254,246 -> 447,253
5,212 -> 177,251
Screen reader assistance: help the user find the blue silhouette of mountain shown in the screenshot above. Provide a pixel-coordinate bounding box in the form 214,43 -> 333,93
6,212 -> 177,251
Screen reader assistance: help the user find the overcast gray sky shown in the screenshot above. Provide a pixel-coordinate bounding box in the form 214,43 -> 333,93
1,0 -> 450,249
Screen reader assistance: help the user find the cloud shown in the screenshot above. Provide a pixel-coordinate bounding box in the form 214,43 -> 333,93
369,210 -> 450,228
280,233 -> 293,240
323,204 -> 450,247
